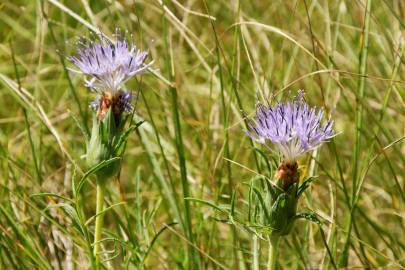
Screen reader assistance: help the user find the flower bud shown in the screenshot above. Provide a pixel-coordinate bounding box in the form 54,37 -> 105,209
261,161 -> 300,236
86,108 -> 125,180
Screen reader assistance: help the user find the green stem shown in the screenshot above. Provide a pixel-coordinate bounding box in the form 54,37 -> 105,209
76,196 -> 97,269
93,181 -> 105,268
341,0 -> 372,267
161,3 -> 198,267
267,236 -> 280,270
252,235 -> 259,270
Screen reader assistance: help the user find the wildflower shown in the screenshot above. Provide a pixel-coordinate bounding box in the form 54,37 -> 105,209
69,29 -> 152,120
245,91 -> 336,189
245,91 -> 335,161
68,29 -> 148,267
68,29 -> 148,174
242,91 -> 337,264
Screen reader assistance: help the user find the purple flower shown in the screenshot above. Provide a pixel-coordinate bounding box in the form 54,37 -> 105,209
244,91 -> 336,162
69,29 -> 151,118
69,29 -> 153,92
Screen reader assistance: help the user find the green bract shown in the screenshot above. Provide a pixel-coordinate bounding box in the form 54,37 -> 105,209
267,183 -> 298,236
252,176 -> 315,237
86,108 -> 142,180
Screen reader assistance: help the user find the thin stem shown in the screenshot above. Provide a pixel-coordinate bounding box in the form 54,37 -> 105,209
341,0 -> 372,267
267,236 -> 280,270
252,235 -> 259,270
9,40 -> 43,184
93,181 -> 105,268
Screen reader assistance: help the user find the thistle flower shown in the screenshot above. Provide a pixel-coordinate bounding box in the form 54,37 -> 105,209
69,29 -> 152,92
245,91 -> 336,190
69,29 -> 151,119
245,91 -> 336,162
68,28 -> 148,173
242,91 -> 336,264
68,29 -> 148,266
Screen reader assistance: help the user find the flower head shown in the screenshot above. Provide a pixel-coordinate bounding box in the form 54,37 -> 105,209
69,29 -> 152,92
69,29 -> 150,119
245,91 -> 336,162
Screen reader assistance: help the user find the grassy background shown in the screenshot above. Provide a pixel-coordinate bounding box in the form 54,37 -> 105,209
0,0 -> 404,269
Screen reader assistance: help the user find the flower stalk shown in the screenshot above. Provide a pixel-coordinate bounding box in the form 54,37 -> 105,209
93,181 -> 105,267
267,236 -> 280,270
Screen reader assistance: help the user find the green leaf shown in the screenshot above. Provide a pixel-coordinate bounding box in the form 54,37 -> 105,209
230,189 -> 236,217
248,181 -> 253,222
297,176 -> 317,197
71,162 -> 78,198
294,212 -> 322,226
87,115 -> 102,166
184,197 -> 227,213
45,203 -> 79,225
75,157 -> 121,194
140,222 -> 178,267
113,120 -> 144,156
252,187 -> 270,221
286,182 -> 298,197
70,111 -> 90,143
85,202 -> 126,226
267,191 -> 298,235
253,147 -> 273,176
44,203 -> 89,238
30,192 -> 74,203
104,108 -> 115,136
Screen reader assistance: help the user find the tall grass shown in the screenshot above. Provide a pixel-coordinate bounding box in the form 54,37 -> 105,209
0,0 -> 404,269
